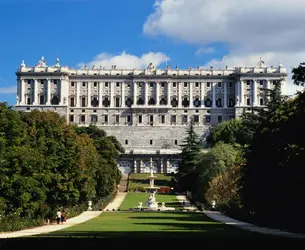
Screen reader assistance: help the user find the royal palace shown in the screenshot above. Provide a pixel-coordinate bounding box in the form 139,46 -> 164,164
15,57 -> 287,174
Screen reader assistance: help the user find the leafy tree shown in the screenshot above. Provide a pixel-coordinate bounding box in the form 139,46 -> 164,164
74,125 -> 124,197
195,142 -> 243,203
206,118 -> 248,147
205,163 -> 242,207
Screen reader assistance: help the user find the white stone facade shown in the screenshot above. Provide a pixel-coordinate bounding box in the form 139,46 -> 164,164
15,57 -> 287,174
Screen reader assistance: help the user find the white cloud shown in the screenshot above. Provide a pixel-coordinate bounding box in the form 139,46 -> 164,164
0,86 -> 17,94
78,51 -> 169,69
195,47 -> 215,56
144,0 -> 305,52
144,0 -> 305,95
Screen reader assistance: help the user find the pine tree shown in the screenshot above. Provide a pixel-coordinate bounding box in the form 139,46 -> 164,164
177,119 -> 202,192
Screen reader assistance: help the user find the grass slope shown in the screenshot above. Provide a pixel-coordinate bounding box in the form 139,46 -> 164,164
119,193 -> 182,210
128,173 -> 172,191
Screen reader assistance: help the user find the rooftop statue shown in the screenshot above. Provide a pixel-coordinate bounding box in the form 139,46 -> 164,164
37,56 -> 47,67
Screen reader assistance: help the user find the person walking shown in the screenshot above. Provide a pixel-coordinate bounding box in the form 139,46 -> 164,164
56,209 -> 61,225
61,210 -> 66,224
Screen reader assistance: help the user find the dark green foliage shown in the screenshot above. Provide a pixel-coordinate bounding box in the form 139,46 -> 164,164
177,119 -> 202,192
240,77 -> 305,232
0,105 -> 123,231
206,118 -> 249,147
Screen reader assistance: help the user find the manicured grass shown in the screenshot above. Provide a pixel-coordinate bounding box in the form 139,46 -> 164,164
6,210 -> 291,248
29,211 -> 283,246
128,173 -> 172,191
119,193 -> 182,210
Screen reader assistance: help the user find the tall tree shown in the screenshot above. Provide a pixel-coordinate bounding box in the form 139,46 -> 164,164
177,119 -> 202,192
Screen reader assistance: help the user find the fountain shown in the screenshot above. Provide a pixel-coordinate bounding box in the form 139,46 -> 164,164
144,158 -> 160,210
129,158 -> 175,211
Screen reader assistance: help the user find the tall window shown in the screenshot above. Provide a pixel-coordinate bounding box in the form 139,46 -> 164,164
150,115 -> 154,125
81,97 -> 86,107
260,98 -> 264,105
91,97 -> 99,107
70,97 -> 75,107
171,115 -> 176,124
69,115 -> 74,122
216,98 -> 222,107
161,115 -> 165,124
115,115 -> 119,123
91,115 -> 98,123
115,97 -> 120,107
104,115 -> 108,123
218,116 -> 222,123
80,115 -> 85,123
206,115 -> 211,123
138,115 -> 142,124
39,95 -> 45,105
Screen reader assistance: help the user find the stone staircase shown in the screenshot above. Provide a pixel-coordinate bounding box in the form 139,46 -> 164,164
119,173 -> 129,192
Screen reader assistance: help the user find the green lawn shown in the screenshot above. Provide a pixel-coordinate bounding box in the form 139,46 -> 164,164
29,211 -> 283,247
118,193 -> 183,210
128,173 -> 172,191
7,208 -> 290,248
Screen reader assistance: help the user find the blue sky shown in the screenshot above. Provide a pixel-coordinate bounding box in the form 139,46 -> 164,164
1,0 -> 304,106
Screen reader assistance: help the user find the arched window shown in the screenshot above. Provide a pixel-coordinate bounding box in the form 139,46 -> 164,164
103,96 -> 110,107
137,97 -> 144,105
171,97 -> 178,107
182,96 -> 189,107
126,97 -> 132,107
193,97 -> 201,107
91,96 -> 99,107
148,98 -> 155,105
51,95 -> 59,105
159,97 -> 167,105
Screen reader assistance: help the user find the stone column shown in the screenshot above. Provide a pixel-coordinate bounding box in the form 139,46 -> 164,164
189,82 -> 193,108
59,79 -> 69,105
240,80 -> 244,106
133,159 -> 137,173
99,82 -> 103,107
133,81 -> 137,106
110,82 -> 114,108
76,81 -> 81,107
33,79 -> 38,105
19,78 -> 25,105
121,82 -> 125,107
266,79 -> 270,90
212,82 -> 216,108
87,82 -> 91,107
160,159 -> 164,173
16,79 -> 20,105
252,79 -> 257,106
280,79 -> 286,94
224,82 -> 227,108
144,81 -> 148,105
178,82 -> 182,108
156,82 -> 160,105
46,79 -> 51,105
200,82 -> 205,107
235,80 -> 240,106
166,159 -> 170,174
167,82 -> 171,106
